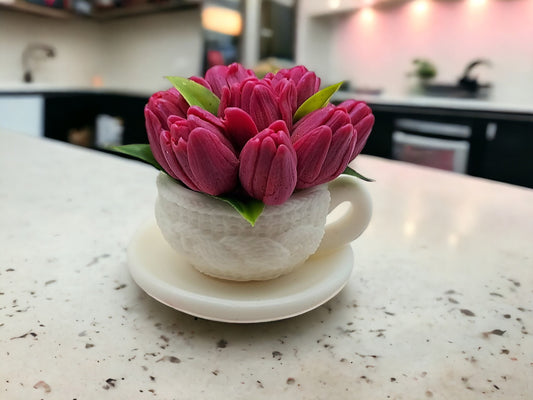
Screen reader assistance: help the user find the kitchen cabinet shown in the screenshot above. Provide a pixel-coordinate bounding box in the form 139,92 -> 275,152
346,101 -> 533,188
481,119 -> 533,188
0,90 -> 150,152
42,92 -> 148,148
0,95 -> 44,137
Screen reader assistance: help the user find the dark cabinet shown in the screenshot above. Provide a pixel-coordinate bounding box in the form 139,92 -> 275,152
43,92 -> 148,148
481,119 -> 533,187
351,101 -> 533,188
360,109 -> 394,159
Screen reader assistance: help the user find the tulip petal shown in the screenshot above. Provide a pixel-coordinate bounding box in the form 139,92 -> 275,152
171,137 -> 201,191
225,63 -> 256,86
291,106 -> 334,142
223,107 -> 259,150
239,127 -> 296,204
167,114 -> 185,128
204,65 -> 230,98
147,89 -> 188,125
351,113 -> 375,160
188,105 -> 225,130
240,80 -> 256,110
159,131 -> 200,191
293,126 -> 331,188
145,107 -> 171,173
296,71 -> 320,106
338,100 -> 375,159
187,127 -> 239,195
339,100 -> 367,124
239,137 -> 260,193
249,84 -> 282,131
324,108 -> 351,132
278,80 -> 297,129
252,136 -> 277,196
204,63 -> 256,97
186,106 -> 237,154
263,144 -> 297,205
189,76 -> 212,91
288,66 -> 307,81
321,124 -> 356,180
267,120 -> 289,135
218,86 -> 233,115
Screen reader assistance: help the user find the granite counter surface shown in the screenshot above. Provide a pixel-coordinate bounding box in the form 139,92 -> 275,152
1,131 -> 532,399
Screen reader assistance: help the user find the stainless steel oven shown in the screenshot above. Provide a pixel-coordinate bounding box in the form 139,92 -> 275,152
392,118 -> 471,173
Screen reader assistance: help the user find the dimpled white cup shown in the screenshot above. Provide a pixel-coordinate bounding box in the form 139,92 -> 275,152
155,172 -> 372,281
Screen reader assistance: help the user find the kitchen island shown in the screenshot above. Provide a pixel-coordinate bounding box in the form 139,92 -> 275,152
1,130 -> 532,399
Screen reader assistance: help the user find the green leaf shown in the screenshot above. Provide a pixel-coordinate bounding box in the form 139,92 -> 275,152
342,165 -> 375,182
212,194 -> 265,227
166,76 -> 220,115
293,81 -> 343,122
109,144 -> 164,171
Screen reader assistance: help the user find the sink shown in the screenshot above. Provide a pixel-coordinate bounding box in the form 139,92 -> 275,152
422,83 -> 491,99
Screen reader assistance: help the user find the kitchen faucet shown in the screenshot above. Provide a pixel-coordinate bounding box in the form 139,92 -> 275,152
458,58 -> 491,93
22,43 -> 56,83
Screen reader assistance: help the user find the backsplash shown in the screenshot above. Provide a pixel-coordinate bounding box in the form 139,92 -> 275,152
298,0 -> 533,105
0,8 -> 203,94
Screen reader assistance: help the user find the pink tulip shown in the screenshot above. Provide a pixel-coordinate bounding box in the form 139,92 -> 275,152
204,63 -> 256,98
159,106 -> 239,195
292,106 -> 356,189
145,86 -> 207,173
265,65 -> 321,108
146,87 -> 189,126
222,107 -> 259,151
220,79 -> 293,132
338,100 -> 375,160
239,120 -> 297,205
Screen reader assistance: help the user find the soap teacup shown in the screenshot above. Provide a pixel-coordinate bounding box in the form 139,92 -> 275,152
154,172 -> 372,281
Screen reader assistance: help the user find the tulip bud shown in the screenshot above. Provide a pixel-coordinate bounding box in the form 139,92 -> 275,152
276,78 -> 298,130
145,108 -> 172,175
239,121 -> 297,205
204,63 -> 256,98
338,100 -> 375,160
160,107 -> 239,196
159,128 -> 200,191
144,87 -> 194,174
146,88 -> 189,129
220,79 -> 291,132
186,127 -> 239,195
265,65 -> 321,108
292,106 -> 356,189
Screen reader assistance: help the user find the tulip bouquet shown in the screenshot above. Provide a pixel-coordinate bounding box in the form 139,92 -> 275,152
113,63 -> 374,225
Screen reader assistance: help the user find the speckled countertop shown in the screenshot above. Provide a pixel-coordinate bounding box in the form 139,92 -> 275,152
1,130 -> 532,399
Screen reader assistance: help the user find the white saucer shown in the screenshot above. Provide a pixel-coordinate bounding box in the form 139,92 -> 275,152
127,221 -> 354,323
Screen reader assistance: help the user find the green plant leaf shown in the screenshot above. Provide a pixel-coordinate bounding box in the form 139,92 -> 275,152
342,165 -> 375,182
212,194 -> 265,227
293,81 -> 343,122
109,144 -> 163,171
166,76 -> 220,115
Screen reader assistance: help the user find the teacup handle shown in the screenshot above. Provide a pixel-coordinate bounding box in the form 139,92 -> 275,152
315,175 -> 372,255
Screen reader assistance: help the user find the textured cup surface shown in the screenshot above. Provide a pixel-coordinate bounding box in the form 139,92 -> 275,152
155,173 -> 331,281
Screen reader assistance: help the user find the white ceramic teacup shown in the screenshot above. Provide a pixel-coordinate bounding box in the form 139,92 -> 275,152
155,172 -> 372,281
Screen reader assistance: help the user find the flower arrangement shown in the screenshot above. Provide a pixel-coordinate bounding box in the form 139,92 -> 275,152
113,63 -> 374,225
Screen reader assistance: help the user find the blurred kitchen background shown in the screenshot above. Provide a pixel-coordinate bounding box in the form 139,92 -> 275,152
1,0 -> 532,187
